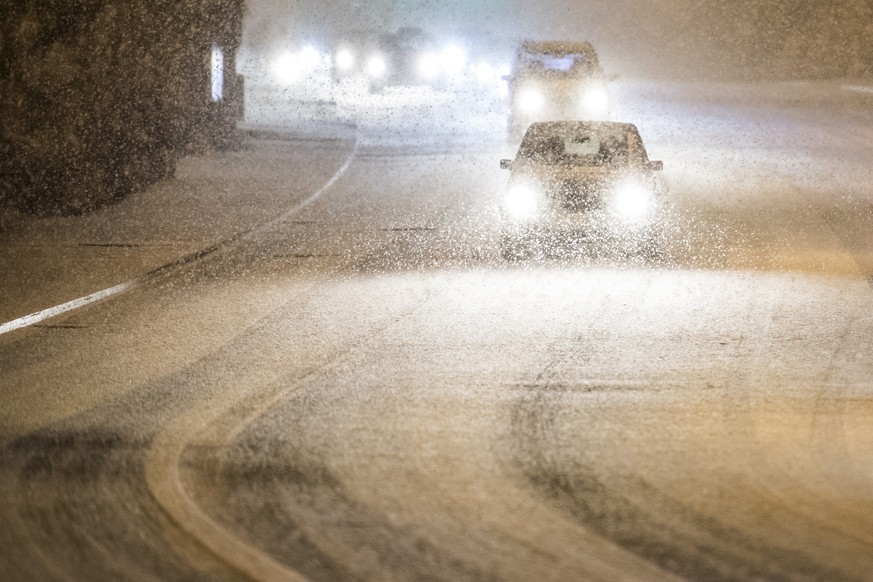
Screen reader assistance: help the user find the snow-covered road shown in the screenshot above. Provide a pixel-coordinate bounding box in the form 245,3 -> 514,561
1,80 -> 872,581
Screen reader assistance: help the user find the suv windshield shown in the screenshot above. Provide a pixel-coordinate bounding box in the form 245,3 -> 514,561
519,126 -> 646,166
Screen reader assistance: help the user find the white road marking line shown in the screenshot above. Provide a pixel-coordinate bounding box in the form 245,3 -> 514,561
0,282 -> 134,336
146,413 -> 310,582
842,85 -> 873,94
145,136 -> 358,580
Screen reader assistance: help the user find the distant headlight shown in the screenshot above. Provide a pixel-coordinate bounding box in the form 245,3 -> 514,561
504,183 -> 541,219
517,87 -> 544,114
367,55 -> 387,77
418,51 -> 440,79
581,84 -> 610,117
473,61 -> 494,83
274,46 -> 323,83
273,51 -> 301,83
441,44 -> 467,76
298,45 -> 321,69
612,182 -> 654,222
335,48 -> 355,71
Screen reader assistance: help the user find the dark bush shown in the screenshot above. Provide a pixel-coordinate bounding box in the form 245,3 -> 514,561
0,0 -> 244,215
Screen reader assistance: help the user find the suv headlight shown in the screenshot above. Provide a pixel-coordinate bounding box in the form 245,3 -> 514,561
504,183 -> 541,219
611,181 -> 654,222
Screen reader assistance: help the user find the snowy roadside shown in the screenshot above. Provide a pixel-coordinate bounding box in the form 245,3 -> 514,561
0,135 -> 357,329
617,78 -> 873,111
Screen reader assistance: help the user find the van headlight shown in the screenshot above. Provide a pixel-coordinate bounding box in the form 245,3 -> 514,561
581,84 -> 610,117
517,87 -> 544,114
504,183 -> 541,219
612,182 -> 654,222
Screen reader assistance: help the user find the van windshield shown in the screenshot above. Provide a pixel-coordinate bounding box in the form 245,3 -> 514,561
517,50 -> 594,77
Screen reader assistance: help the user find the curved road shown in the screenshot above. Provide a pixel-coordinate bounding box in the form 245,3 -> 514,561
1,81 -> 873,581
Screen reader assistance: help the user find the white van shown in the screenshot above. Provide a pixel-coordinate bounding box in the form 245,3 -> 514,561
505,41 -> 611,140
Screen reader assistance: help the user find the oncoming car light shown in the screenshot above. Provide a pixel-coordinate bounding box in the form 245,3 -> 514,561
504,183 -> 540,219
612,182 -> 654,222
298,45 -> 321,69
440,44 -> 467,76
418,51 -> 440,79
273,51 -> 302,83
473,61 -> 494,83
273,46 -> 322,84
581,84 -> 610,117
367,55 -> 387,77
517,87 -> 544,114
335,48 -> 355,71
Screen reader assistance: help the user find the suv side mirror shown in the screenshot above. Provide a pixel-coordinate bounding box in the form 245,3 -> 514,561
500,159 -> 513,170
647,160 -> 663,171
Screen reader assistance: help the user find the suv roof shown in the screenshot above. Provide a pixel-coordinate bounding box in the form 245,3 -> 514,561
522,120 -> 638,137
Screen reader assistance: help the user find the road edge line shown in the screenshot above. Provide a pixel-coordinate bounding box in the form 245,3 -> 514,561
0,136 -> 359,338
0,282 -> 135,335
141,136 -> 358,580
145,407 -> 310,582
